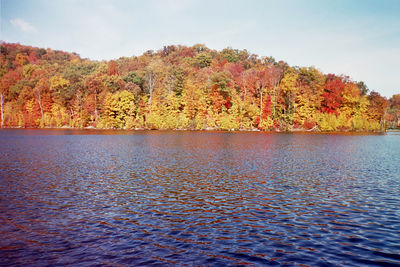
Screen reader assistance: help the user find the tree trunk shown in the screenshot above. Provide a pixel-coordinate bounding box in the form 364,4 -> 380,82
272,85 -> 276,119
37,93 -> 44,119
147,73 -> 155,115
149,80 -> 153,106
259,86 -> 264,119
1,92 -> 3,128
168,75 -> 174,95
241,87 -> 246,130
292,92 -> 296,117
94,88 -> 98,120
70,107 -> 74,122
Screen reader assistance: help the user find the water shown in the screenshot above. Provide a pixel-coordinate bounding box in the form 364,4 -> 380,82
0,129 -> 399,266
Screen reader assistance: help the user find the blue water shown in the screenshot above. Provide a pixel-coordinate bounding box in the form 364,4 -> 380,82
1,129 -> 399,266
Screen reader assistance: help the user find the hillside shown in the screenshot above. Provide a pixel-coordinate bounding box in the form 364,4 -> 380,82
1,42 -> 399,131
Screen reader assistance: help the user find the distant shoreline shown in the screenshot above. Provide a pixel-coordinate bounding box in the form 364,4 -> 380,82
0,126 -> 388,135
1,42 -> 395,135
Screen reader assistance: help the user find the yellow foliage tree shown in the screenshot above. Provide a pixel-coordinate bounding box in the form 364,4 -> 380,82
103,90 -> 135,129
278,68 -> 298,127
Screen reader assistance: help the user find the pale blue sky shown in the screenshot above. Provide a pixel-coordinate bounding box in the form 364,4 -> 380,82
1,0 -> 399,97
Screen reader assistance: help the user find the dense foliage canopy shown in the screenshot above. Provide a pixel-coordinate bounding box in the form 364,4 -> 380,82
1,42 -> 399,131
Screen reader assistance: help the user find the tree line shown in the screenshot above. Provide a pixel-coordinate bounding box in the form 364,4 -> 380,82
1,42 -> 399,131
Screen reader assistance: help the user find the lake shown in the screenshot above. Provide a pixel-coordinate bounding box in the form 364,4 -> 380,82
0,129 -> 399,266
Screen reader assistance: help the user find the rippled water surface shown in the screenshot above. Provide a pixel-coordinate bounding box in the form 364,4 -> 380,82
1,129 -> 399,266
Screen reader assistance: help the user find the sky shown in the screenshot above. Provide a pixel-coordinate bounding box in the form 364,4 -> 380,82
1,0 -> 399,97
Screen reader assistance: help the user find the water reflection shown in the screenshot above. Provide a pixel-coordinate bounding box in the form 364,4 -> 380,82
0,130 -> 399,266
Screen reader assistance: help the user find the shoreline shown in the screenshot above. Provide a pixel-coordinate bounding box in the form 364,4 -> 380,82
0,126 -> 388,135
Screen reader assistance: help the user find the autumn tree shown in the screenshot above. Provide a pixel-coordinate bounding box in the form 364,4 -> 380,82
103,90 -> 135,128
238,69 -> 258,101
341,82 -> 368,117
368,91 -> 387,126
279,68 -> 298,126
49,75 -> 71,106
1,69 -> 22,127
85,73 -> 103,121
33,78 -> 49,119
144,59 -> 164,112
265,65 -> 284,119
107,60 -> 120,76
0,42 -> 394,131
255,69 -> 268,121
386,94 -> 400,128
295,67 -> 325,128
321,74 -> 345,115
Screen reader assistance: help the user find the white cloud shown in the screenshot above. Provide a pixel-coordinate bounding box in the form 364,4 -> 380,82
10,18 -> 37,33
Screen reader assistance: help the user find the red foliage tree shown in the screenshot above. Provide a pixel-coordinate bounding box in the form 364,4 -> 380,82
107,60 -> 121,76
321,74 -> 345,115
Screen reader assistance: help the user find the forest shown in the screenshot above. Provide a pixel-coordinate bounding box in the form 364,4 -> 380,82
1,42 -> 399,131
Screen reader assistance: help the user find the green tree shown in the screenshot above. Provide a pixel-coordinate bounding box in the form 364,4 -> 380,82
123,71 -> 144,88
220,47 -> 239,63
193,52 -> 212,68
